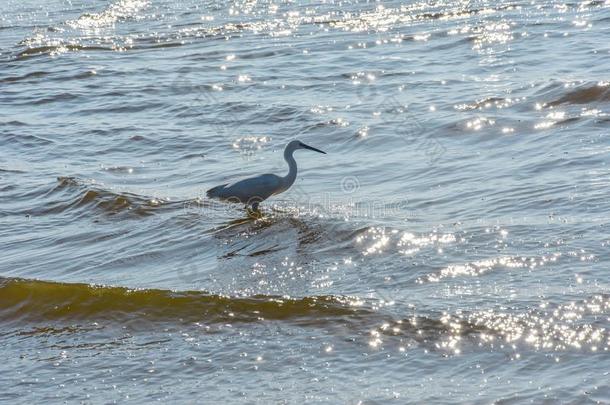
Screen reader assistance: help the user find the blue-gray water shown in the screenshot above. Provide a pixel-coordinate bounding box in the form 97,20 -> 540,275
1,0 -> 609,403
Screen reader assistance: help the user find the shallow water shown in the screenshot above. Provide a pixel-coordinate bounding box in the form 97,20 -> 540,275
1,0 -> 610,403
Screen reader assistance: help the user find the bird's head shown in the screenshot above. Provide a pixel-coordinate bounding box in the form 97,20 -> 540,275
287,139 -> 326,154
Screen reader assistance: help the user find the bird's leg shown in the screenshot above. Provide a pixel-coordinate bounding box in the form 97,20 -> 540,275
246,202 -> 262,219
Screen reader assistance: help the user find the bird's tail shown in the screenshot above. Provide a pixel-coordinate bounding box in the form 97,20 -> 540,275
206,184 -> 227,198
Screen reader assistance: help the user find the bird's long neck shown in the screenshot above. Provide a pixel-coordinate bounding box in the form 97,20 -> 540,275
281,147 -> 297,190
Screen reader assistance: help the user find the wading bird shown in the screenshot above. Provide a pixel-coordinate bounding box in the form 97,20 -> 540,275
207,140 -> 326,214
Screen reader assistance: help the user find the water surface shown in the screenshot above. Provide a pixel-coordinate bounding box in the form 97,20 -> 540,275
1,0 -> 609,402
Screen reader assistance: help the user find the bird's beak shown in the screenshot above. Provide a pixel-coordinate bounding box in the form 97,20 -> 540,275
300,143 -> 326,154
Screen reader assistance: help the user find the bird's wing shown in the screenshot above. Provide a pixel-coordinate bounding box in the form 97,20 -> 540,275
206,183 -> 228,198
212,174 -> 282,203
230,174 -> 281,197
249,173 -> 282,189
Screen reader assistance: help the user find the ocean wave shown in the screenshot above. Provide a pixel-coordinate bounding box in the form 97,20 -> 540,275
0,277 -> 368,324
66,0 -> 149,30
15,43 -> 116,60
4,176 -> 179,218
546,81 -> 610,107
2,276 -> 606,354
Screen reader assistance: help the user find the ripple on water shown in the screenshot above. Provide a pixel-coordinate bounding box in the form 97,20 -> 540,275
2,0 -> 610,402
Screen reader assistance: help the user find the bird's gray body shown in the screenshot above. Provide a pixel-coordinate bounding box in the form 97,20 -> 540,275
206,173 -> 283,204
206,140 -> 325,210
